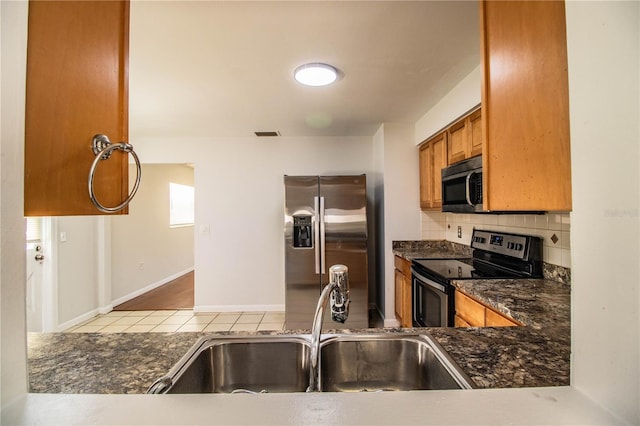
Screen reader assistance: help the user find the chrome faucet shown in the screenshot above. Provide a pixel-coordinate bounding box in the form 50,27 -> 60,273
306,264 -> 350,392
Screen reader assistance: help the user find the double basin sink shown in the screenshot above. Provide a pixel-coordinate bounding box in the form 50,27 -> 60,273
148,333 -> 475,394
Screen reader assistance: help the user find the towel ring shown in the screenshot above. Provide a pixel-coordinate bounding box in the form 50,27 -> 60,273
88,134 -> 142,213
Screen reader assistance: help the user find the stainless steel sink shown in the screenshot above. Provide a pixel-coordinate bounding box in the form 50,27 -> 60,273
318,334 -> 475,392
148,335 -> 311,394
147,333 -> 474,394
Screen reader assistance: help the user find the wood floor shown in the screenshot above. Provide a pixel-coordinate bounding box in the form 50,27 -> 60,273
113,271 -> 194,311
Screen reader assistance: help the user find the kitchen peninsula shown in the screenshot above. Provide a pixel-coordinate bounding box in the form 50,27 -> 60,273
28,241 -> 569,393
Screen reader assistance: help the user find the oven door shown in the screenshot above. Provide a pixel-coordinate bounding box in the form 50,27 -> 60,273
411,267 -> 449,327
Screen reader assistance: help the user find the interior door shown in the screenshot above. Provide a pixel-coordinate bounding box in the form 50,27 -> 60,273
24,0 -> 130,216
26,244 -> 44,332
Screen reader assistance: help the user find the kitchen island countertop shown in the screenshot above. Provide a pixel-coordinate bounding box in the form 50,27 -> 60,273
27,241 -> 570,394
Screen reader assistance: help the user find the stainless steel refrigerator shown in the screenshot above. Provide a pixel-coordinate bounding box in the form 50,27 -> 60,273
284,175 -> 369,330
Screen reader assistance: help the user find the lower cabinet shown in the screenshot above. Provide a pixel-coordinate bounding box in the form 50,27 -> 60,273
454,290 -> 520,327
394,256 -> 413,328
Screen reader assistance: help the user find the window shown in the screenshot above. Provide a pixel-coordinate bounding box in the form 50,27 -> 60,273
169,183 -> 194,227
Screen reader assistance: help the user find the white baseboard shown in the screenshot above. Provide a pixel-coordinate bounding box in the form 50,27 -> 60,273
110,267 -> 194,307
57,308 -> 101,332
194,304 -> 285,313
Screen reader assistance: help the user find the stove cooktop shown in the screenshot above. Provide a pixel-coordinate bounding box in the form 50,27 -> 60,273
412,258 -> 523,280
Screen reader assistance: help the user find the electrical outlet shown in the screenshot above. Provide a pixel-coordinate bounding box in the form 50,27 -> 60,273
138,262 -> 144,270
457,226 -> 462,238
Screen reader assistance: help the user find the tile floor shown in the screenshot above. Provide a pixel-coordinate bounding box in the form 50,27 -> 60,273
66,310 -> 285,333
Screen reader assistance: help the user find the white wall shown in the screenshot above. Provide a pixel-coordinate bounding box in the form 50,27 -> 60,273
566,1 -> 639,423
414,65 -> 481,144
111,164 -> 194,304
56,217 -> 99,324
133,136 -> 374,312
372,123 -> 421,325
0,0 -> 29,403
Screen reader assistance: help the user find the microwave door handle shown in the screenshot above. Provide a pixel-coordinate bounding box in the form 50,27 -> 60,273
465,172 -> 475,206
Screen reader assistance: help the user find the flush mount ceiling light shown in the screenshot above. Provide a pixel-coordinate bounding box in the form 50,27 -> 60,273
294,63 -> 338,87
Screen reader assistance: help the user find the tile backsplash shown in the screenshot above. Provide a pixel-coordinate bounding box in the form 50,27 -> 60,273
421,211 -> 571,268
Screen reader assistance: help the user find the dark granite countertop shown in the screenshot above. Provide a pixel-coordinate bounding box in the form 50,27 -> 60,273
392,240 -> 472,260
27,240 -> 571,394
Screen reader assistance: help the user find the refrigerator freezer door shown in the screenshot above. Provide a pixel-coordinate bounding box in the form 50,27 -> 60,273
284,176 -> 320,329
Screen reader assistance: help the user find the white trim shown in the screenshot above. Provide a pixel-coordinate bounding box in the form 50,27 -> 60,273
193,304 -> 285,313
57,308 -> 101,332
41,217 -> 58,332
110,267 -> 194,307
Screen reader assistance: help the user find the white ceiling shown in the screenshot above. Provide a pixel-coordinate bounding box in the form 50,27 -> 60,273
129,1 -> 480,139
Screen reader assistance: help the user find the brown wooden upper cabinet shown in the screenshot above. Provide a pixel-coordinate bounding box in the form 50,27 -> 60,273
447,108 -> 483,165
419,131 -> 447,210
480,0 -> 572,212
24,1 -> 131,216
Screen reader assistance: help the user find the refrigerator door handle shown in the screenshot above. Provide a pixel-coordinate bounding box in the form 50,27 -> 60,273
314,196 -> 320,274
319,196 -> 326,274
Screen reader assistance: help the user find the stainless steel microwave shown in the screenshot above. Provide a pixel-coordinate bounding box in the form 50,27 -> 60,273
441,156 -> 483,213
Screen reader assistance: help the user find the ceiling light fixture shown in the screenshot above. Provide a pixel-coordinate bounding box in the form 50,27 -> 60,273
294,63 -> 338,87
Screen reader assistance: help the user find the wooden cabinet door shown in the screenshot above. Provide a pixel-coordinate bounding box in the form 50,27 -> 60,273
481,0 -> 571,211
431,133 -> 447,208
401,275 -> 413,328
455,290 -> 485,327
25,1 -> 130,216
418,143 -> 432,210
468,109 -> 483,158
447,120 -> 468,164
419,131 -> 447,210
485,308 -> 519,327
394,269 -> 404,326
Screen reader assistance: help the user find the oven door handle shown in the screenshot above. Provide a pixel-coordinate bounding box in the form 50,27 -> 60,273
411,267 -> 447,293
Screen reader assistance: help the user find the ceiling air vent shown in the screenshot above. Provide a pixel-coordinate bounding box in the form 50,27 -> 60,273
254,131 -> 281,137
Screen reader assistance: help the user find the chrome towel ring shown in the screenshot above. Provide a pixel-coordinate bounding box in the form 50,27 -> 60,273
88,134 -> 142,213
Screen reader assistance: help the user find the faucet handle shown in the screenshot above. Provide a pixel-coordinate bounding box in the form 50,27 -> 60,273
329,264 -> 350,323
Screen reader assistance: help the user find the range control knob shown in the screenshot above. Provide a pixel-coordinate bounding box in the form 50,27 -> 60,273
507,242 -> 515,249
515,243 -> 524,251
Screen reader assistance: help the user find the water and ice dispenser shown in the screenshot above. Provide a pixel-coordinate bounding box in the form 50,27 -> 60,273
293,215 -> 313,248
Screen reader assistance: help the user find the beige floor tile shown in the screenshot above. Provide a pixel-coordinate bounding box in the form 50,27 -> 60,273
257,322 -> 284,331
178,323 -> 207,332
262,312 -> 285,322
123,324 -> 155,333
71,325 -> 104,332
231,323 -> 258,331
211,313 -> 240,324
161,315 -> 190,325
149,310 -> 177,316
100,325 -> 129,333
86,316 -> 118,326
237,313 -> 264,324
136,316 -> 168,325
151,324 -> 182,332
112,316 -> 143,326
172,310 -> 194,316
125,310 -> 155,317
204,323 -> 233,332
103,311 -> 130,318
185,316 -> 215,325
